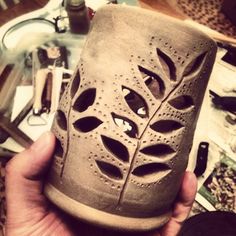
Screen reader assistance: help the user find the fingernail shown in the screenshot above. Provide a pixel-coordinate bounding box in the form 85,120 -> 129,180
31,132 -> 52,152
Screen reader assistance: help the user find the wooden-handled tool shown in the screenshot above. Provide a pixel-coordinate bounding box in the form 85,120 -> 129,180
0,115 -> 33,149
0,98 -> 33,144
0,60 -> 24,113
33,68 -> 50,115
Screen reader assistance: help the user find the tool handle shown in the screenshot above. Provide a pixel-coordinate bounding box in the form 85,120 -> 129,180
0,116 -> 33,148
220,96 -> 236,111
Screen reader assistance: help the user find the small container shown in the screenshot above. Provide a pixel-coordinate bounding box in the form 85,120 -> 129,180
45,5 -> 217,232
66,0 -> 90,34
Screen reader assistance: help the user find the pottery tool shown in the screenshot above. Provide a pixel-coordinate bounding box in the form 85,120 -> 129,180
219,42 -> 236,66
33,45 -> 69,115
210,90 -> 236,113
0,115 -> 33,149
0,61 -> 24,113
33,68 -> 49,115
44,72 -> 53,113
0,98 -> 33,144
194,142 -> 209,177
0,55 -> 33,148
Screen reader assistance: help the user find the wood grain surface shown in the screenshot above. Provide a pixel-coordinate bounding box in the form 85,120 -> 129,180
0,0 -> 49,26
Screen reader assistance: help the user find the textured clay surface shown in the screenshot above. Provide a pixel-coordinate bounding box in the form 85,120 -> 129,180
45,5 -> 217,231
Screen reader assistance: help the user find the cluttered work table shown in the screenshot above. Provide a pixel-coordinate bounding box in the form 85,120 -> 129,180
0,0 -> 236,235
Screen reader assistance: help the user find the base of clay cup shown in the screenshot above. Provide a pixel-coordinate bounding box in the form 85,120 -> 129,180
44,183 -> 171,232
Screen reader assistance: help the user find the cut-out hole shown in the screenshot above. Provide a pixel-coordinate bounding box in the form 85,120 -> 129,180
73,117 -> 103,132
96,160 -> 123,180
73,88 -> 96,112
101,135 -> 129,162
70,69 -> 81,98
140,144 -> 175,157
132,163 -> 171,180
157,48 -> 176,81
138,66 -> 165,99
56,110 -> 67,130
137,107 -> 146,116
183,52 -> 207,77
122,86 -> 148,118
54,138 -> 63,158
150,120 -> 183,133
168,95 -> 194,110
112,112 -> 138,138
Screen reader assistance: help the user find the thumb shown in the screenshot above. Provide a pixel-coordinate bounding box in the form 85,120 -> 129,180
6,131 -> 55,181
6,132 -> 55,215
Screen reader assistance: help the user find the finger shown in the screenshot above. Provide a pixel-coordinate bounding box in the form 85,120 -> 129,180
159,171 -> 197,236
5,132 -> 55,213
172,171 -> 198,221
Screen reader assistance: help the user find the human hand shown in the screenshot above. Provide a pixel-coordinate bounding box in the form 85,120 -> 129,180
152,171 -> 197,236
5,132 -> 197,236
5,132 -> 75,236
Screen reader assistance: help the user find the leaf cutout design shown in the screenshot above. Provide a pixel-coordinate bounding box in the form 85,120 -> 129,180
140,144 -> 175,157
101,135 -> 129,162
56,110 -> 67,131
157,48 -> 176,81
132,163 -> 171,180
168,95 -> 194,110
138,65 -> 165,99
122,86 -> 148,118
112,112 -> 138,138
70,69 -> 81,98
73,88 -> 96,112
150,120 -> 183,133
73,117 -> 103,132
96,160 -> 123,180
54,138 -> 63,158
183,52 -> 207,77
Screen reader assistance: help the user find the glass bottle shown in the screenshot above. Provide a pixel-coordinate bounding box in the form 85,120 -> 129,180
66,0 -> 90,34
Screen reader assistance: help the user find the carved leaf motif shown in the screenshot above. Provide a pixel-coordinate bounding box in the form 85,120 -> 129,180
70,69 -> 81,98
140,144 -> 175,157
183,52 -> 207,77
112,112 -> 138,138
122,86 -> 148,118
96,160 -> 123,180
101,135 -> 129,162
73,117 -> 103,132
157,48 -> 176,81
150,120 -> 183,133
138,66 -> 165,99
132,163 -> 171,181
73,88 -> 96,112
168,95 -> 194,110
56,110 -> 67,131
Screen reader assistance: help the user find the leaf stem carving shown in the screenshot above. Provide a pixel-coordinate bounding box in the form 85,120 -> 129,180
60,76 -> 79,177
118,52 -> 206,203
60,107 -> 71,177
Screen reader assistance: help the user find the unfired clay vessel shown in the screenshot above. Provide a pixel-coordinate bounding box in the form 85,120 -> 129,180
45,5 -> 217,231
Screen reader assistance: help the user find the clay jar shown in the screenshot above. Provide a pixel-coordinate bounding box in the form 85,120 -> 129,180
44,5 -> 217,231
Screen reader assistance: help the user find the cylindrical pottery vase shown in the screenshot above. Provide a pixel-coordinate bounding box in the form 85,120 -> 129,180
44,5 -> 217,231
